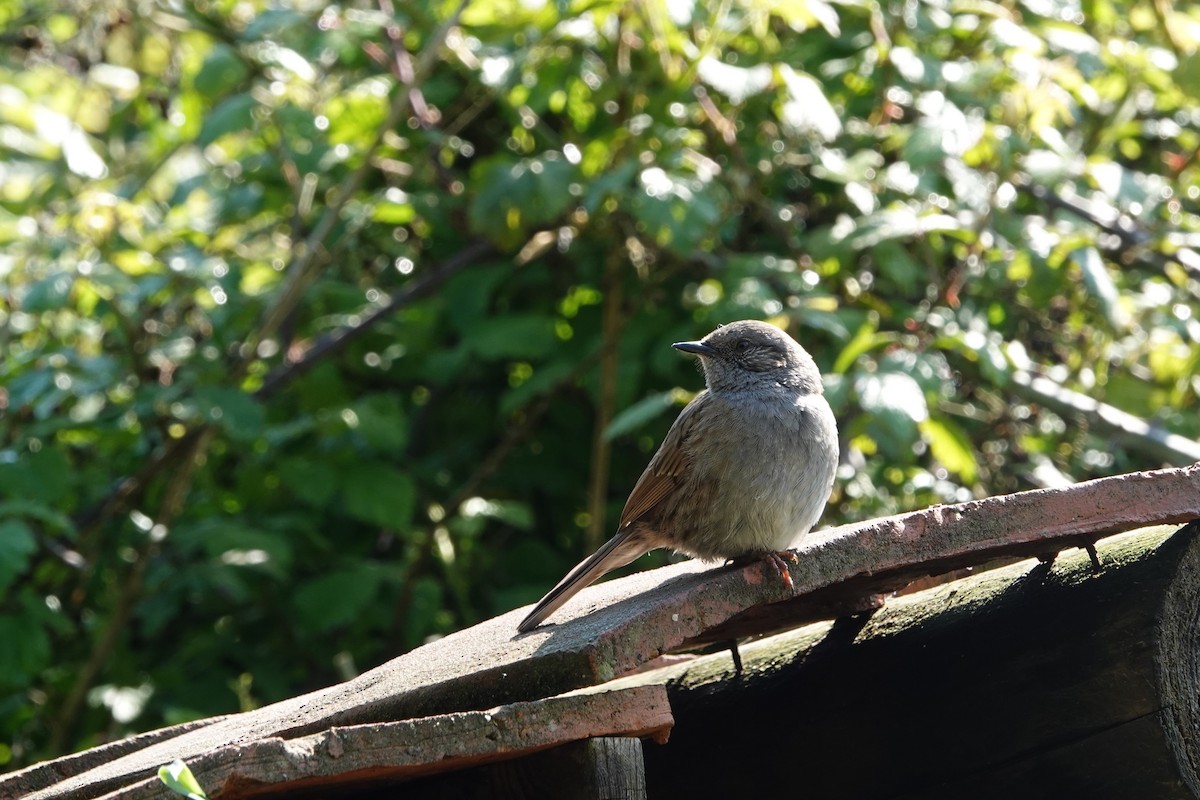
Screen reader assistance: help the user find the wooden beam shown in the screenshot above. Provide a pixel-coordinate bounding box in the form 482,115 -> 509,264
616,524 -> 1200,799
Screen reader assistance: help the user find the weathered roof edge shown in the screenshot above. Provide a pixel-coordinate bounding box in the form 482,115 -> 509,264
6,463 -> 1198,800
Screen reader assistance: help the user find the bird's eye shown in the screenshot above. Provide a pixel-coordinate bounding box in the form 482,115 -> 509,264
736,338 -> 752,351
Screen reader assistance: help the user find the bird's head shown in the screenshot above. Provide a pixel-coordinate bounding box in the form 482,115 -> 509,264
672,320 -> 823,395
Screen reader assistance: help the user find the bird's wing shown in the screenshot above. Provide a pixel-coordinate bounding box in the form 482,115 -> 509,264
517,391 -> 712,633
617,390 -> 709,528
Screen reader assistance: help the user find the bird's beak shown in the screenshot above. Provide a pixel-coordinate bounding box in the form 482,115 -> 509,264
672,340 -> 718,357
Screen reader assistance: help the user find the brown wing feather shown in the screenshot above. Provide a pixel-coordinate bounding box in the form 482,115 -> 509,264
617,390 -> 709,528
517,391 -> 712,633
516,528 -> 651,633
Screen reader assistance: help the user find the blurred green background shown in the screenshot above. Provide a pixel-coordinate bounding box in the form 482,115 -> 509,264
2,0 -> 1198,769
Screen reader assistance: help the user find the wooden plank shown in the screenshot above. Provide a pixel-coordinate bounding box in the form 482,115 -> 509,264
620,524 -> 1200,799
82,686 -> 669,800
7,465 -> 1199,800
480,738 -> 646,800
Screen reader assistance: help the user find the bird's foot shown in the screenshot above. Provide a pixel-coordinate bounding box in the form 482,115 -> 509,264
720,638 -> 744,674
725,550 -> 798,591
765,550 -> 797,591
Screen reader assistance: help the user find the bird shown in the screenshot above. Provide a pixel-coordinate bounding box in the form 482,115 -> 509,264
517,319 -> 839,633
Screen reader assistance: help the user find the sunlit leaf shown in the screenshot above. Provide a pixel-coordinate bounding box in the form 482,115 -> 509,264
833,319 -> 898,374
1071,246 -> 1127,329
696,57 -> 773,104
921,417 -> 980,484
158,760 -> 209,800
778,65 -> 841,142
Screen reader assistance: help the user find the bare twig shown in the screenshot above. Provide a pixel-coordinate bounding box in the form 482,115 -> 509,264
49,427 -> 217,756
584,251 -> 625,551
254,239 -> 494,398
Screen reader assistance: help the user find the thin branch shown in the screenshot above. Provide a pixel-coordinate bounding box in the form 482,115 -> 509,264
254,239 -> 494,399
49,427 -> 217,756
584,250 -> 625,552
390,346 -> 603,648
72,427 -> 206,535
239,0 -> 471,372
1021,180 -> 1200,281
1010,369 -> 1200,465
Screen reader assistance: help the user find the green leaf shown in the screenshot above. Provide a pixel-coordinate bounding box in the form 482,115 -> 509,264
158,759 -> 210,800
469,154 -> 577,238
462,315 -> 558,361
498,358 -> 577,417
778,65 -> 841,141
871,242 -> 926,294
629,169 -> 725,252
582,160 -> 638,215
347,393 -> 408,452
1071,246 -> 1127,329
372,201 -> 415,225
696,56 -> 772,103
196,94 -> 255,147
293,566 -> 383,632
0,613 -> 50,690
855,371 -> 928,460
441,264 -> 509,333
20,272 -> 74,313
242,8 -> 309,41
181,519 -> 295,578
398,576 -> 443,647
0,519 -> 36,593
0,500 -> 76,536
193,387 -> 265,440
193,44 -> 250,98
0,448 -> 73,506
278,458 -> 338,508
341,464 -> 415,529
921,417 -> 980,484
833,319 -> 897,374
845,208 -> 964,250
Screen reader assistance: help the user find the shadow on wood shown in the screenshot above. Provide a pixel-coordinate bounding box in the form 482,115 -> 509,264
631,523 -> 1200,799
4,466 -> 1198,800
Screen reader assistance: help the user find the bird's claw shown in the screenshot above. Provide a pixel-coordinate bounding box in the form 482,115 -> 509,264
765,550 -> 797,591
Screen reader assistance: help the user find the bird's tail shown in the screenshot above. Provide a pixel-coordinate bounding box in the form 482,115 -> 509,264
517,529 -> 650,633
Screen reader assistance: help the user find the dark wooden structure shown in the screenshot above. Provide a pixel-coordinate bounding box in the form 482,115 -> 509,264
2,465 -> 1198,800
639,523 -> 1200,799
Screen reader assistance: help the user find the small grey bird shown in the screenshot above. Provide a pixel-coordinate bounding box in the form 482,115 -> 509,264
517,319 -> 839,633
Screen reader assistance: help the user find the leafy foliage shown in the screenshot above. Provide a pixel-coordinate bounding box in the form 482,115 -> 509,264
2,0 -> 1199,768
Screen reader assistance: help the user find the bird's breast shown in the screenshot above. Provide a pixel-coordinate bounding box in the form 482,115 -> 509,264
675,391 -> 838,557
